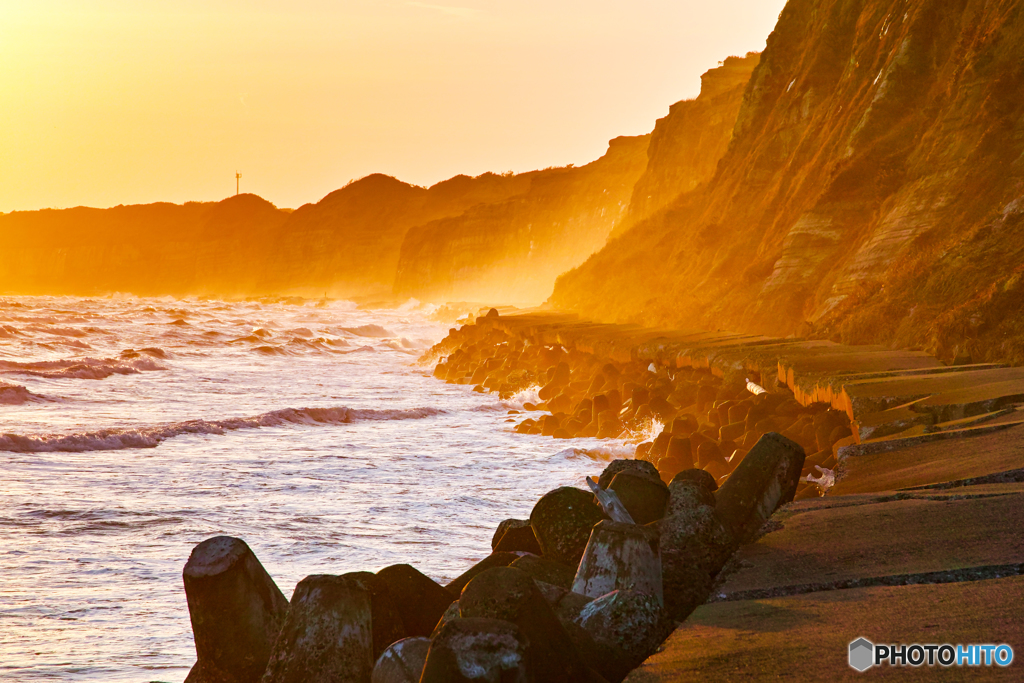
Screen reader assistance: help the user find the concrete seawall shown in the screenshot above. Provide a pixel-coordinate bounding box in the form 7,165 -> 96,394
179,307 -> 1024,680
427,309 -> 1024,679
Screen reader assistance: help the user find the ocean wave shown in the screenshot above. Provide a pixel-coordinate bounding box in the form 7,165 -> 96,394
340,345 -> 376,354
384,340 -> 418,354
0,405 -> 446,453
0,325 -> 21,337
553,444 -> 631,462
0,382 -> 47,405
339,324 -> 394,338
54,339 -> 92,349
286,337 -> 350,353
0,356 -> 165,380
254,345 -> 288,356
120,347 -> 168,360
23,325 -> 94,337
503,385 -> 543,410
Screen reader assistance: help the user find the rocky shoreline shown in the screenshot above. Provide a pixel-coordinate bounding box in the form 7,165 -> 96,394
178,309 -> 1024,681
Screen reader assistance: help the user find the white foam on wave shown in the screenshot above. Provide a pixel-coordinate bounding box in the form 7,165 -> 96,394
339,324 -> 394,338
0,405 -> 447,453
0,356 -> 164,380
384,340 -> 418,354
627,417 -> 664,443
396,297 -> 422,312
553,444 -> 627,462
504,385 -> 543,410
583,442 -> 636,460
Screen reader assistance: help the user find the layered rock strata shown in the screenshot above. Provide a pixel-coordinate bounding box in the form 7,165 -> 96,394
553,0 -> 1024,366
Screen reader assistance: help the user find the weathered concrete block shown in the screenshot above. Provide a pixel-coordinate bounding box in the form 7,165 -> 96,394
420,618 -> 533,683
344,571 -> 407,660
491,518 -> 530,549
666,480 -> 716,516
658,507 -> 736,619
261,574 -> 373,683
495,522 -> 543,555
371,637 -> 431,683
183,660 -> 238,683
376,564 -> 455,639
529,582 -> 631,683
510,554 -> 576,589
572,521 -> 663,604
670,468 -> 718,492
446,551 -> 523,595
460,567 -> 590,682
573,590 -> 669,667
528,580 -> 589,619
715,432 -> 805,541
429,600 -> 461,638
660,506 -> 735,575
183,536 -> 289,683
607,472 -> 669,525
597,459 -> 661,490
530,487 -> 606,568
665,437 -> 693,468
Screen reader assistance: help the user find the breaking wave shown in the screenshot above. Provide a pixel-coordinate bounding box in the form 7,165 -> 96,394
0,405 -> 447,453
0,382 -> 47,405
552,445 -> 628,462
339,324 -> 394,338
0,356 -> 165,380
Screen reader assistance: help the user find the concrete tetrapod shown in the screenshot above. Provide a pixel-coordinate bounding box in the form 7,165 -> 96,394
182,536 -> 289,683
261,574 -> 374,683
371,637 -> 431,683
510,554 -> 577,589
420,617 -> 533,683
606,472 -> 669,525
530,487 -> 607,567
343,571 -> 407,661
573,589 -> 670,667
715,432 -> 805,542
459,566 -> 592,682
375,564 -> 455,638
571,521 -> 663,605
446,551 -> 525,595
597,459 -> 661,490
657,506 -> 736,620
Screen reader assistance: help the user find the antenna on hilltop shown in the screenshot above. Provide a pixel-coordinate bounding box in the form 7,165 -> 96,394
235,171 -> 242,195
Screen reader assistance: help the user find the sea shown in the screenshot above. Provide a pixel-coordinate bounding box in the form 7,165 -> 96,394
0,296 -> 633,682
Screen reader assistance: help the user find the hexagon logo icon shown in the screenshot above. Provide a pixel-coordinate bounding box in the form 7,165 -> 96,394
849,637 -> 874,671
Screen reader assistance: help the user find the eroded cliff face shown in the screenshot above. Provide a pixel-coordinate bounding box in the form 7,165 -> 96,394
0,175 -> 531,299
258,172 -> 532,298
393,135 -> 650,305
616,53 -> 761,237
0,201 -> 217,295
552,0 -> 1024,364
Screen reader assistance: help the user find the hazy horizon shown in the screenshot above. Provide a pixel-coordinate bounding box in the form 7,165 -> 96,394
1,0 -> 786,213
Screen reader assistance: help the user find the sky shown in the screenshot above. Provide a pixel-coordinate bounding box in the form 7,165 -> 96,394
0,0 -> 788,212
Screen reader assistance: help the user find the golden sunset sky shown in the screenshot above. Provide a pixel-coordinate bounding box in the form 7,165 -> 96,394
1,0 -> 787,212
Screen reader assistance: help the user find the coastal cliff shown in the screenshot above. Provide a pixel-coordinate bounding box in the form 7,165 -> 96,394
393,135 -> 650,305
258,172 -> 533,298
0,175 -> 532,298
616,53 -> 761,237
552,0 -> 1024,364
